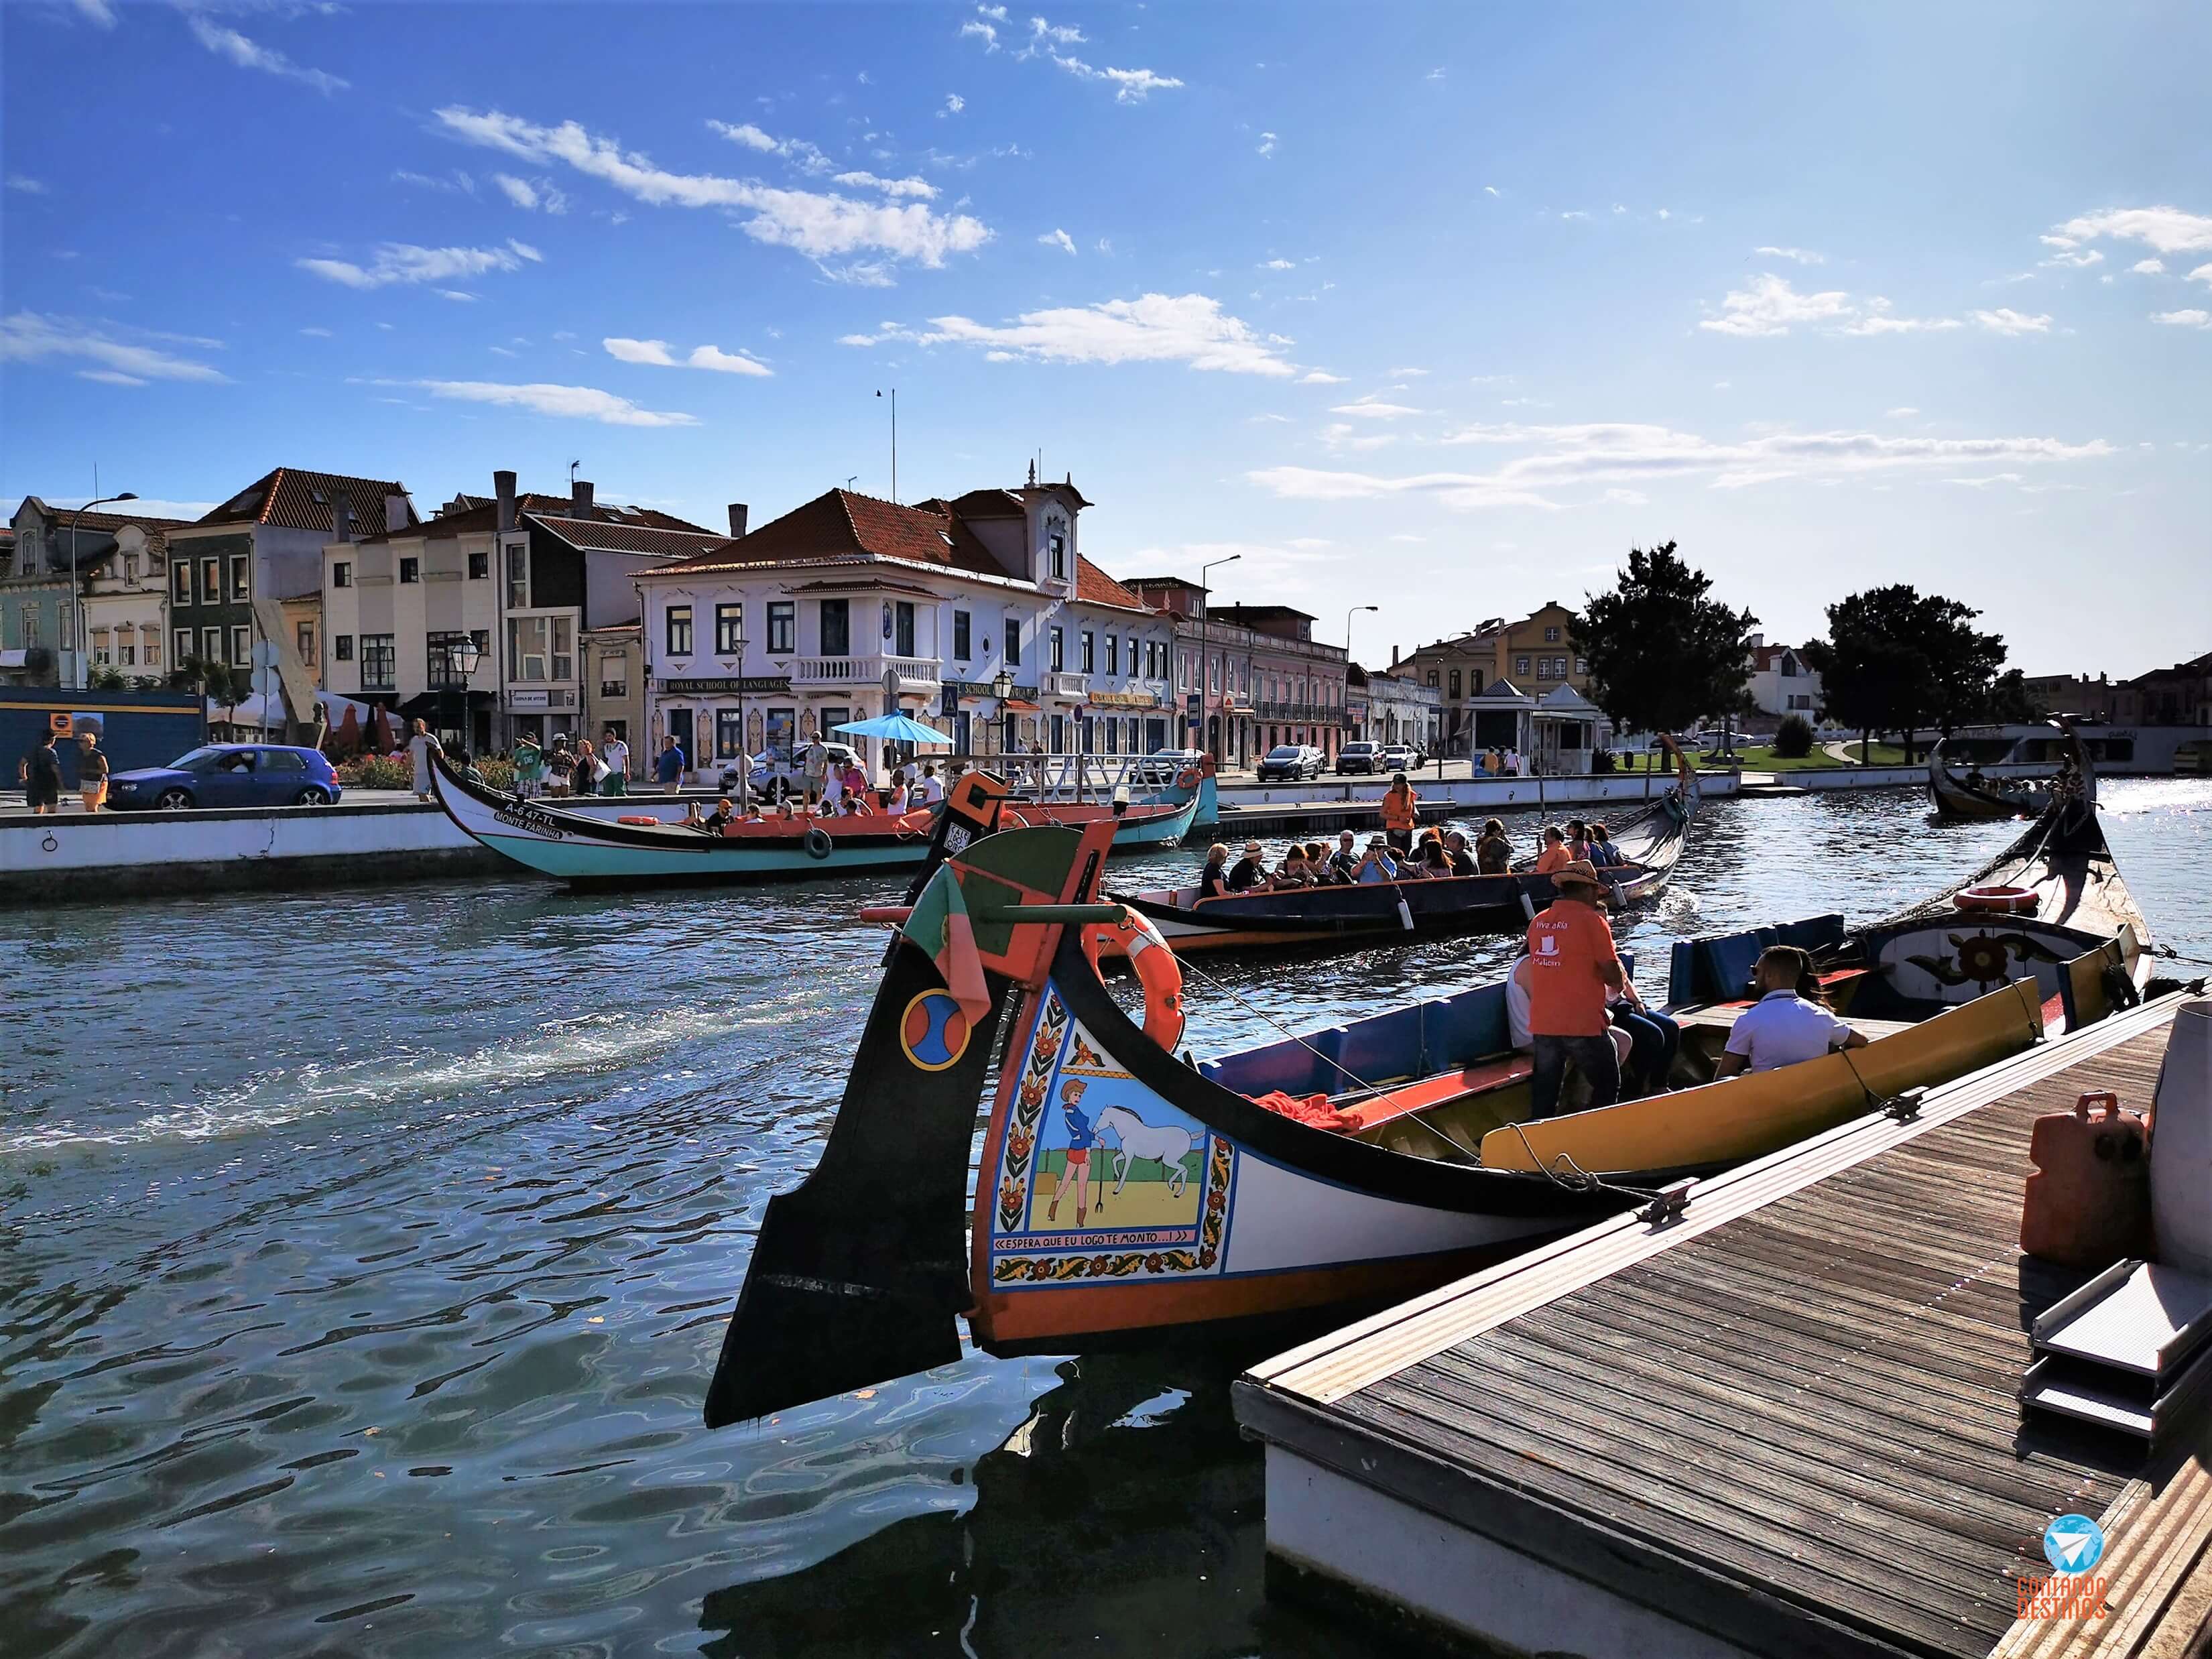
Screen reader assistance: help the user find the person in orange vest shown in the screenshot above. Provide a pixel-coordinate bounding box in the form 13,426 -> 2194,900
1379,770 -> 1418,853
1532,824 -> 1572,874
1524,860 -> 1627,1118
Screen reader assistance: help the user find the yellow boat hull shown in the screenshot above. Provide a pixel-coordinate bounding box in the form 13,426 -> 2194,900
1479,977 -> 2046,1176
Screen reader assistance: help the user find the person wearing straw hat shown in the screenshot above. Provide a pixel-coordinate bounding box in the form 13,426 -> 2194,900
1226,840 -> 1272,892
1523,859 -> 1625,1119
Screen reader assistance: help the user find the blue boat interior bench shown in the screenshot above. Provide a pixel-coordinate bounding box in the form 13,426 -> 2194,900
1234,998 -> 2207,1659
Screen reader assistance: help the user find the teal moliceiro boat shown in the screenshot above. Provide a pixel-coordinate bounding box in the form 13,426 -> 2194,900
429,755 -> 1205,887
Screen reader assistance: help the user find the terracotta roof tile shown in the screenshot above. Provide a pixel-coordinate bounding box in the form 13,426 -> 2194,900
1073,555 -> 1152,613
524,513 -> 729,557
194,468 -> 417,534
646,489 -> 1007,579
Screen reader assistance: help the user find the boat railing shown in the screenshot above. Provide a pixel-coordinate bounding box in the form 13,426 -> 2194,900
998,751 -> 1187,802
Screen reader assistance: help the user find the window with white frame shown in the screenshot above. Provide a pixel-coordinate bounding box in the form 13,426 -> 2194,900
174,562 -> 191,602
360,633 -> 395,689
174,628 -> 192,665
230,554 -> 250,600
230,625 -> 251,666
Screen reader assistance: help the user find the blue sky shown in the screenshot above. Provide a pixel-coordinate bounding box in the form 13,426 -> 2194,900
4,1 -> 2207,678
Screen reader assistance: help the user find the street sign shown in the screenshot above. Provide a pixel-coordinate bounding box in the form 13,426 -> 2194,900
940,684 -> 959,719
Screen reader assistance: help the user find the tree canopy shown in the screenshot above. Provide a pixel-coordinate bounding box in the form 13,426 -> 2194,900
1802,586 -> 2008,757
1572,542 -> 1760,735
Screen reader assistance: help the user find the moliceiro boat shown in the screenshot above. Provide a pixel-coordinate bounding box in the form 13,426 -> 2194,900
702,785 -> 2155,1426
1120,741 -> 1697,956
1928,733 -> 2059,821
429,753 -> 1207,886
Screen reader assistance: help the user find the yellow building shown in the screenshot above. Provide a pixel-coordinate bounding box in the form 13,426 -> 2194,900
1394,601 -> 1592,754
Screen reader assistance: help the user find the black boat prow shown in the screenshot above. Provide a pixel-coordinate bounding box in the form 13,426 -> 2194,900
703,934 -> 1009,1428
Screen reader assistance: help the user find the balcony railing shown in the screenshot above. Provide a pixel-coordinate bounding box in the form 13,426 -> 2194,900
791,654 -> 941,690
1045,670 -> 1089,698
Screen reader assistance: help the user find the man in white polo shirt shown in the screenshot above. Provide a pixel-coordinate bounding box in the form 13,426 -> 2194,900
1714,945 -> 1869,1078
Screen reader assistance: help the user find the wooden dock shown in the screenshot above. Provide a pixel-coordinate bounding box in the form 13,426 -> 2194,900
1235,993 -> 2212,1659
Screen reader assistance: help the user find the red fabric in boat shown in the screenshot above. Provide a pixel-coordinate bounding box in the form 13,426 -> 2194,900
1249,1091 -> 1367,1133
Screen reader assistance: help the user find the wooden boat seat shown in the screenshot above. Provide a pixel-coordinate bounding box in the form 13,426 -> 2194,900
1342,1052 -> 1534,1131
1674,1003 -> 1917,1041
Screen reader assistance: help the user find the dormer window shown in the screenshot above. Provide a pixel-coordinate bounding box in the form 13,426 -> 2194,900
1047,526 -> 1066,579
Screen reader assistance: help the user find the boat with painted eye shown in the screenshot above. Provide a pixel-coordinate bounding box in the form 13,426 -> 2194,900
1117,740 -> 1697,956
703,741 -> 2160,1425
427,752 -> 1209,887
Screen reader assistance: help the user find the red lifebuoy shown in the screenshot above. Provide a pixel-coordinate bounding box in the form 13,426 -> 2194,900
1955,884 -> 2038,915
1083,910 -> 1185,1050
1000,808 -> 1030,829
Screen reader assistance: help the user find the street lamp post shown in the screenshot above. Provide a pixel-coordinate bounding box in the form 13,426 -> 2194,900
64,492 -> 137,690
991,666 -> 1015,762
450,633 -> 483,757
1345,603 -> 1377,745
1198,551 -> 1241,765
735,626 -> 751,817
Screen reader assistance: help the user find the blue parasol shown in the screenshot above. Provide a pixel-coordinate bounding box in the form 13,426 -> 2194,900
833,714 -> 955,745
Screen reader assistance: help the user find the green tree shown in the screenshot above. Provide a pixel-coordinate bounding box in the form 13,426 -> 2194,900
1772,713 -> 1816,759
1573,541 -> 1760,738
1803,586 -> 2008,761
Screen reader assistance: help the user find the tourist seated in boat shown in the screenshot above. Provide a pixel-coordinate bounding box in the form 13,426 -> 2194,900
1565,818 -> 1592,862
1587,820 -> 1623,868
1476,818 -> 1513,874
1227,841 -> 1273,892
1327,830 -> 1361,883
1532,825 -> 1571,873
1607,978 -> 1680,1097
1417,830 -> 1454,875
1445,829 -> 1478,875
1712,946 -> 1868,1078
1198,843 -> 1233,900
1272,846 -> 1314,887
920,762 -> 944,806
698,797 -> 736,833
1524,859 -> 1625,1119
1354,837 -> 1400,883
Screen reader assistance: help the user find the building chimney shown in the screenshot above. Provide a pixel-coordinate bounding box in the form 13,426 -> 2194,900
571,479 -> 595,519
1392,644 -> 1400,668
384,492 -> 408,532
727,503 -> 749,538
495,470 -> 517,532
330,496 -> 351,544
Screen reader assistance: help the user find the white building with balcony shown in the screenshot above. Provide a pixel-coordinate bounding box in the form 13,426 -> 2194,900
633,473 -> 1174,780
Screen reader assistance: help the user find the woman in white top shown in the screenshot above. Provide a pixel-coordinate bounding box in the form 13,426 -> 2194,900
1714,946 -> 1868,1078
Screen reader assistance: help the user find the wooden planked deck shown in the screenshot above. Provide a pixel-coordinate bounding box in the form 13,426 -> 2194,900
1239,998 -> 2199,1659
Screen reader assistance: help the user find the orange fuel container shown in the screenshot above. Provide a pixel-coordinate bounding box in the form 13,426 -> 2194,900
2020,1091 -> 2154,1268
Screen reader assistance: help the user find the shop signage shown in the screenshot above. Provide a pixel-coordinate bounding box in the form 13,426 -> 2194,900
660,675 -> 792,694
1084,690 -> 1160,709
948,680 -> 1040,700
506,690 -> 550,711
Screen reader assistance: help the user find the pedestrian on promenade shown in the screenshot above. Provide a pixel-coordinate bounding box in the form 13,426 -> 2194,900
600,729 -> 629,796
1505,747 -> 1522,776
656,733 -> 687,795
802,733 -> 828,806
574,737 -> 605,796
406,719 -> 442,802
21,729 -> 63,815
78,731 -> 110,812
1524,859 -> 1624,1119
513,733 -> 544,799
545,736 -> 575,797
1380,770 -> 1418,853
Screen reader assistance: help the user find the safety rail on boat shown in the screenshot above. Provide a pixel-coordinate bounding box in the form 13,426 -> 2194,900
996,751 -> 1194,803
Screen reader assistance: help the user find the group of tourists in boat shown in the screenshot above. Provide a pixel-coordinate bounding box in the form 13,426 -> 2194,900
702,722 -> 2185,1426
1194,814 -> 1634,897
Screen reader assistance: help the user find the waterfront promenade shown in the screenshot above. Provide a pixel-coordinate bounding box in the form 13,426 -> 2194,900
4,782 -> 2206,1656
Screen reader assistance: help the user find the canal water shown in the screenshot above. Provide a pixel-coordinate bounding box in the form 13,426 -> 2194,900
5,782 -> 2209,1658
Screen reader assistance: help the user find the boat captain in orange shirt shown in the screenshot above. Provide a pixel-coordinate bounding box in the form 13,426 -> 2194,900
1523,859 -> 1625,1119
1379,770 -> 1418,853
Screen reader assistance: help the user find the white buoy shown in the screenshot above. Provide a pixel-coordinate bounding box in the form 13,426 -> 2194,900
2152,997 -> 2212,1275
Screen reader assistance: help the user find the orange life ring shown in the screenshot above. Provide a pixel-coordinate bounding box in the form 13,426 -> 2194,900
1000,808 -> 1030,829
1083,910 -> 1186,1050
1174,766 -> 1201,790
617,814 -> 660,826
1955,884 -> 2038,915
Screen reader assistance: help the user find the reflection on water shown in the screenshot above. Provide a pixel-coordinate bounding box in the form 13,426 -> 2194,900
1,781 -> 2207,1656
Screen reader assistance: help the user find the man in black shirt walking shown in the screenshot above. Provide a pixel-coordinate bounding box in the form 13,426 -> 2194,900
20,729 -> 64,815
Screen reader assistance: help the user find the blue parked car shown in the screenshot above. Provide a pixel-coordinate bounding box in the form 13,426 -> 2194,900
106,744 -> 345,811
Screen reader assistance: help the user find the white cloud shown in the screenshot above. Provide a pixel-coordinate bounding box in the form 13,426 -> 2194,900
706,119 -> 832,175
2131,259 -> 2167,275
186,16 -> 347,95
1754,245 -> 1825,264
72,0 -> 115,28
1842,308 -> 1963,335
1298,369 -> 1347,384
1603,488 -> 1649,505
392,168 -> 475,195
1972,308 -> 2052,334
1320,422 -> 1398,454
1330,394 -> 1422,420
1259,257 -> 1295,271
942,93 -> 965,116
1388,366 -> 1430,377
688,345 -> 772,376
298,240 -> 540,290
963,11 -> 1181,101
436,107 -> 991,275
1247,420 -> 2114,510
1886,406 -> 1918,417
849,292 -> 1295,376
1701,273 -> 1856,336
2193,263 -> 2212,284
492,174 -> 568,214
834,170 -> 938,199
961,19 -> 999,49
1038,227 -> 1078,255
405,379 -> 700,426
438,290 -> 477,302
2153,309 -> 2212,329
1257,131 -> 1277,159
7,174 -> 48,194
77,369 -> 145,386
1,311 -> 228,382
604,336 -> 677,365
1483,185 -> 1500,198
2044,206 -> 2212,258
298,326 -> 333,338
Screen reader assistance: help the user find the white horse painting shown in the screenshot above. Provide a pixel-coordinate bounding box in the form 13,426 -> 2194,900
1093,1105 -> 1196,1203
